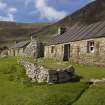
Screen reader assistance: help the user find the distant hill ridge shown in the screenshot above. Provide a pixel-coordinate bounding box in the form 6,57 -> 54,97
0,21 -> 49,46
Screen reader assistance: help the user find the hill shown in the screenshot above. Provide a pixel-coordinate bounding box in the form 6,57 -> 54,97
0,21 -> 49,47
33,0 -> 105,41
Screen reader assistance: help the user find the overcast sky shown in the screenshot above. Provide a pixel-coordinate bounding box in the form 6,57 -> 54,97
0,0 -> 95,23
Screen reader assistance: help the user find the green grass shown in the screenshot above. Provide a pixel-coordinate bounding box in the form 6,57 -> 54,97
73,84 -> 105,105
0,57 -> 105,105
35,58 -> 105,80
0,57 -> 88,105
35,58 -> 71,69
75,64 -> 105,81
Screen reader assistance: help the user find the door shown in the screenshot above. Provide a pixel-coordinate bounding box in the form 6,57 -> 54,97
63,44 -> 70,61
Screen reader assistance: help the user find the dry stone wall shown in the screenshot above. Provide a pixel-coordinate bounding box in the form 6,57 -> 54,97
19,61 -> 75,83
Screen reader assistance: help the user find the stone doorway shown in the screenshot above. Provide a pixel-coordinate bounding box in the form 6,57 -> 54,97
13,50 -> 15,56
63,44 -> 70,61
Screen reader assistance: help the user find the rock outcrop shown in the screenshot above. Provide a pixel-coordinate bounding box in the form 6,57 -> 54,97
19,61 -> 75,83
89,78 -> 105,86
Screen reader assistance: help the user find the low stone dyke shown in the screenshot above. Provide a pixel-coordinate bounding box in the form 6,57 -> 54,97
19,61 -> 75,83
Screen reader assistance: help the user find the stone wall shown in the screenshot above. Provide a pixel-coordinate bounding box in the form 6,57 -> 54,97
8,49 -> 15,56
8,48 -> 26,57
45,44 -> 64,61
70,37 -> 105,65
24,39 -> 44,58
1,50 -> 8,57
8,39 -> 44,58
45,37 -> 105,66
24,40 -> 38,58
19,61 -> 75,83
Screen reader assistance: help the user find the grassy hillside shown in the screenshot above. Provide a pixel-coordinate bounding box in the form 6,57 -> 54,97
33,0 -> 105,42
0,21 -> 49,47
0,57 -> 105,105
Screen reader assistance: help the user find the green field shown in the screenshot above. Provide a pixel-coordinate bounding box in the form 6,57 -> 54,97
0,57 -> 105,105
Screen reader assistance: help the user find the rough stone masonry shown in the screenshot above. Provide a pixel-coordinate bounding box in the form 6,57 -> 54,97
19,61 -> 75,83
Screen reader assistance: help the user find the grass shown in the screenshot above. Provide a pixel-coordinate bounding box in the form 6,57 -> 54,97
35,58 -> 105,80
73,84 -> 105,105
75,64 -> 105,81
35,58 -> 71,69
0,57 -> 105,105
0,57 -> 88,105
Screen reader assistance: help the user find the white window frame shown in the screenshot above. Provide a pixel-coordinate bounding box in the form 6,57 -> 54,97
87,40 -> 95,53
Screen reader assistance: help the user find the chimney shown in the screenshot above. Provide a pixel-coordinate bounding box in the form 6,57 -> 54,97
58,27 -> 66,35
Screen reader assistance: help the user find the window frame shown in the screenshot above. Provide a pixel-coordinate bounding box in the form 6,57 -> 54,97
87,40 -> 95,53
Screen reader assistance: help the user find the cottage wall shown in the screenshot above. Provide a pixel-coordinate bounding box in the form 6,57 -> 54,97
24,40 -> 44,58
8,48 -> 26,57
8,49 -> 15,56
18,48 -> 26,56
24,40 -> 37,57
45,44 -> 64,61
70,37 -> 105,65
45,37 -> 105,66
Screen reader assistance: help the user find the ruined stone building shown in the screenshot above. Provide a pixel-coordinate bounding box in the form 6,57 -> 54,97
8,41 -> 30,57
8,38 -> 44,58
44,21 -> 105,66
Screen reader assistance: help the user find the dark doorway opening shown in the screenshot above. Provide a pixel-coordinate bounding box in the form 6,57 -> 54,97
13,50 -> 15,56
38,43 -> 44,58
63,44 -> 70,61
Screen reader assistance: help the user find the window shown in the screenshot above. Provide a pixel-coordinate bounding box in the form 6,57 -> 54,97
87,40 -> 95,53
51,46 -> 55,53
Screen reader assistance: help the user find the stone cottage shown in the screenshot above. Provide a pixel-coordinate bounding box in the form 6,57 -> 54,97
8,41 -> 30,57
8,37 -> 44,58
44,21 -> 105,66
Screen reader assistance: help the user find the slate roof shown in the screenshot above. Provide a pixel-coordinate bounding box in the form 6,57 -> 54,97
49,21 -> 105,45
10,41 -> 30,49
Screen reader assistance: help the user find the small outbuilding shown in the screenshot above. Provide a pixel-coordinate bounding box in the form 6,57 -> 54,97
8,37 -> 44,58
8,41 -> 30,57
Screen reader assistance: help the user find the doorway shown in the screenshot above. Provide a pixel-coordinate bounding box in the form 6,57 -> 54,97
63,44 -> 70,61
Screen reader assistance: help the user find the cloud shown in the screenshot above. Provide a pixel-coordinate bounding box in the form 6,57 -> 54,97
35,0 -> 67,21
0,1 -> 17,21
87,0 -> 96,3
25,0 -> 67,21
0,14 -> 14,21
0,2 -> 7,10
90,0 -> 96,1
8,8 -> 17,14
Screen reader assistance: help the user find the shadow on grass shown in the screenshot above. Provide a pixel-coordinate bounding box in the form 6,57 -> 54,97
70,75 -> 83,83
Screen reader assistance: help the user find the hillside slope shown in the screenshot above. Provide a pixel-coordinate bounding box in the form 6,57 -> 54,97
33,0 -> 105,41
0,21 -> 49,46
